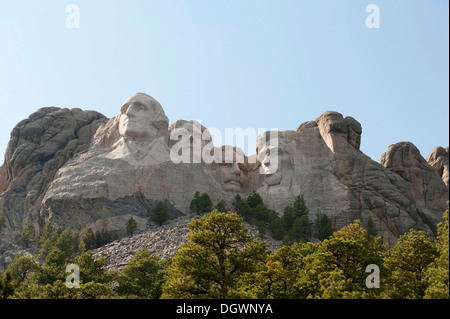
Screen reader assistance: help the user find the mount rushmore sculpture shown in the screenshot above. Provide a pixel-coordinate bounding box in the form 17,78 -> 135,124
0,93 -> 448,247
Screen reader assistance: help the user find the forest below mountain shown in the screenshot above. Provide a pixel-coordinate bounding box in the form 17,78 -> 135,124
1,197 -> 448,299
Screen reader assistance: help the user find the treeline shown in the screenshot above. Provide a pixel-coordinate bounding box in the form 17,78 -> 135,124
0,202 -> 448,299
21,219 -> 119,257
190,191 -> 335,245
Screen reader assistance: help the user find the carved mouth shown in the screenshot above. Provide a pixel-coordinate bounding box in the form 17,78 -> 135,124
225,180 -> 240,187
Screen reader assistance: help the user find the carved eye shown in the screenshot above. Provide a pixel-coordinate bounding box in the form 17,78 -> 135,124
133,102 -> 147,111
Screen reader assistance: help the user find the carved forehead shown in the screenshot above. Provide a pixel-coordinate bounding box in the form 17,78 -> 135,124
120,93 -> 161,113
120,93 -> 169,124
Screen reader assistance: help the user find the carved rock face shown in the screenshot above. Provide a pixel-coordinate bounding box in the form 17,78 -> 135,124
118,93 -> 169,140
0,94 -> 448,249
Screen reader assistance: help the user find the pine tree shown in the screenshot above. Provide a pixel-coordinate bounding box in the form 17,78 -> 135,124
295,220 -> 387,299
152,202 -> 169,226
38,249 -> 68,286
232,194 -> 244,212
214,200 -> 228,213
190,191 -> 212,214
425,202 -> 449,298
55,228 -> 79,260
21,220 -> 36,248
126,218 -> 138,236
162,211 -> 269,298
117,249 -> 166,298
38,219 -> 61,259
200,193 -> 212,213
315,214 -> 334,241
281,196 -> 312,244
293,195 -> 309,218
365,216 -> 378,238
74,251 -> 110,284
385,229 -> 438,298
79,228 -> 97,251
0,271 -> 15,299
247,193 -> 264,209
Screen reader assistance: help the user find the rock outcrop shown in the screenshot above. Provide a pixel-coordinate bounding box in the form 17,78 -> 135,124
0,107 -> 106,232
426,146 -> 449,186
0,93 -> 448,263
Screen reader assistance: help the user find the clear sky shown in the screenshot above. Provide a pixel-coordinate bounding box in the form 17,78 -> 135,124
0,0 -> 448,162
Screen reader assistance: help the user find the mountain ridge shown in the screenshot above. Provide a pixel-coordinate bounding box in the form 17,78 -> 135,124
0,93 -> 448,270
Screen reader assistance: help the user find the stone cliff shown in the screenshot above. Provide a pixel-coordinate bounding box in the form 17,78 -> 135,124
0,93 -> 448,259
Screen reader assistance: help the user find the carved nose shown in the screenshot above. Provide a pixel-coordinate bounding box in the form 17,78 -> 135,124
230,164 -> 240,175
125,105 -> 136,117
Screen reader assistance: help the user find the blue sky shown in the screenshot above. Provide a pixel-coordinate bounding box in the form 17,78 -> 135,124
0,0 -> 448,162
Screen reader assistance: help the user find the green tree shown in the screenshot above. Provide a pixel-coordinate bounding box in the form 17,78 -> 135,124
117,249 -> 166,299
281,206 -> 296,232
365,216 -> 378,239
200,193 -> 212,213
232,194 -> 245,212
239,202 -> 252,220
74,251 -> 110,285
162,210 -> 269,299
190,191 -> 213,215
247,193 -> 264,209
126,217 -> 138,236
281,196 -> 312,244
55,228 -> 79,260
286,215 -> 312,244
315,214 -> 334,241
269,216 -> 284,240
4,255 -> 42,299
95,229 -> 117,247
384,229 -> 438,299
214,200 -> 228,213
38,249 -> 68,286
294,220 -> 387,299
38,219 -> 61,259
21,220 -> 36,248
79,228 -> 97,252
38,279 -> 113,299
0,271 -> 15,299
425,202 -> 449,299
152,202 -> 169,226
37,252 -> 113,299
38,280 -> 77,299
6,255 -> 40,285
238,242 -> 318,299
293,195 -> 309,218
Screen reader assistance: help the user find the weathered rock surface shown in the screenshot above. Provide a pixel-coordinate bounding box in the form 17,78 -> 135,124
0,107 -> 106,232
0,93 -> 448,269
427,146 -> 449,186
